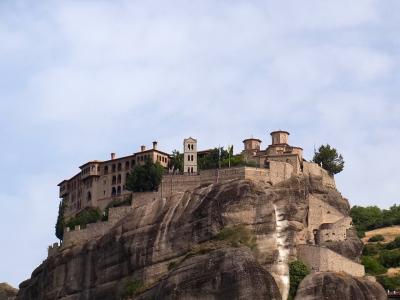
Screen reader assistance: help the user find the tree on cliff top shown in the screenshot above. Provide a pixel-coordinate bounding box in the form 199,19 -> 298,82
126,158 -> 163,192
312,144 -> 344,175
168,150 -> 183,173
55,201 -> 66,241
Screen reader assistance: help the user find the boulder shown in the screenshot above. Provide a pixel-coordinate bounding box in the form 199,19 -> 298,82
295,272 -> 386,300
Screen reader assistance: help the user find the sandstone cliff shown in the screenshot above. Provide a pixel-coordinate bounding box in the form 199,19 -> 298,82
17,175 -> 385,300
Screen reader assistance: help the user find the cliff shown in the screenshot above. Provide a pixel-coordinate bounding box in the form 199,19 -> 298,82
17,175 -> 385,300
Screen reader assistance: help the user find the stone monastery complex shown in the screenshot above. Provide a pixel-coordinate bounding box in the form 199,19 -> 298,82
53,130 -> 364,278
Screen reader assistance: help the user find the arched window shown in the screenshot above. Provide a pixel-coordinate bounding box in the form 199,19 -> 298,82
104,166 -> 109,174
87,192 -> 92,202
125,161 -> 130,170
117,174 -> 122,184
112,176 -> 117,185
111,187 -> 117,196
112,164 -> 116,172
118,163 -> 122,171
117,186 -> 121,195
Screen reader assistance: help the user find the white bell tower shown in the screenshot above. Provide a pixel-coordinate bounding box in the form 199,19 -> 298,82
183,137 -> 197,174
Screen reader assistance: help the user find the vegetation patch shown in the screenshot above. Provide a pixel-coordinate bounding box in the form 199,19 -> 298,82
288,260 -> 309,300
361,256 -> 387,275
351,205 -> 400,237
65,207 -> 102,230
126,158 -> 163,192
368,234 -> 385,242
168,261 -> 177,271
377,274 -> 400,291
120,279 -> 143,300
215,225 -> 257,250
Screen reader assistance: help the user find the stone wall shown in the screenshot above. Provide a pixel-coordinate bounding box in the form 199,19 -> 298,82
159,163 -> 293,198
47,242 -> 60,258
61,206 -> 134,249
317,217 -> 352,243
307,195 -> 345,243
303,161 -> 336,188
297,244 -> 365,277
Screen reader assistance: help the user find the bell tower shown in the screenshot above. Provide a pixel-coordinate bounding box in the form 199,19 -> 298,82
183,137 -> 197,174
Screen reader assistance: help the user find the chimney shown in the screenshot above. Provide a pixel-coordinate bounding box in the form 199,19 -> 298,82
141,145 -> 146,152
153,141 -> 158,150
111,153 -> 116,160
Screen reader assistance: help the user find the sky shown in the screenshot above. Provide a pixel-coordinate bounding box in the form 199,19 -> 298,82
0,0 -> 399,288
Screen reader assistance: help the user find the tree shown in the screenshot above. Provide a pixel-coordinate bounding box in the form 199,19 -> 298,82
168,150 -> 183,173
55,201 -> 66,241
312,144 -> 344,175
361,256 -> 387,275
126,158 -> 164,192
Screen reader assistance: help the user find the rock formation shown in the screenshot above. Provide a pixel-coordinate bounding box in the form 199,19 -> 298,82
0,283 -> 18,300
16,175 -> 386,300
295,272 -> 386,300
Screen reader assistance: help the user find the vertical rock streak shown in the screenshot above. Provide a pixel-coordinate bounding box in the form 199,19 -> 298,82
273,204 -> 290,300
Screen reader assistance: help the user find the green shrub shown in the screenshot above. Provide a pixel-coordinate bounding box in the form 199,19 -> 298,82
102,196 -> 132,221
368,234 -> 385,242
379,249 -> 400,268
288,260 -> 309,300
377,275 -> 400,291
121,279 -> 143,299
168,261 -> 177,271
386,236 -> 400,250
66,207 -> 102,230
363,243 -> 385,256
361,256 -> 387,275
215,225 -> 257,250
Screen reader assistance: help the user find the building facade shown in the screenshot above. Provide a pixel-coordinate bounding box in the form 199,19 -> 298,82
241,130 -> 303,174
58,142 -> 170,218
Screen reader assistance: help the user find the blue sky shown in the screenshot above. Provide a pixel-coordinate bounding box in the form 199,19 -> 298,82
1,0 -> 399,288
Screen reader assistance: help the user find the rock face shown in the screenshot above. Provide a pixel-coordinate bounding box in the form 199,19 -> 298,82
16,176 -> 385,300
295,272 -> 386,300
0,283 -> 18,300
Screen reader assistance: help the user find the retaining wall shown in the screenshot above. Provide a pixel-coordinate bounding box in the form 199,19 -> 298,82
303,161 -> 336,188
61,206 -> 134,249
297,244 -> 365,277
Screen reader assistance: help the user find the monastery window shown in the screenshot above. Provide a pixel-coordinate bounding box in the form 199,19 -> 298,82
111,187 -> 116,196
117,186 -> 121,195
131,160 -> 135,167
97,166 -> 100,172
125,161 -> 130,170
87,192 -> 91,202
117,174 -> 122,184
104,166 -> 109,174
103,190 -> 106,196
112,164 -> 116,173
118,163 -> 122,171
112,176 -> 117,185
